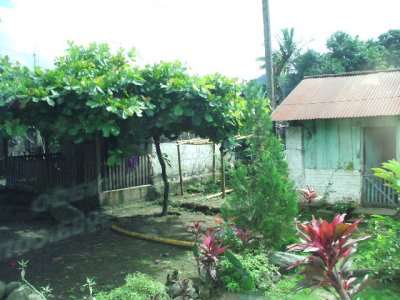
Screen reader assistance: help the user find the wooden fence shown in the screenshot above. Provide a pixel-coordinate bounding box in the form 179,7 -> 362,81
5,153 -> 77,190
103,155 -> 153,191
362,175 -> 398,207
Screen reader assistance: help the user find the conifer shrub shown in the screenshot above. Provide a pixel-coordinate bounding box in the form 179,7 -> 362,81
221,80 -> 298,250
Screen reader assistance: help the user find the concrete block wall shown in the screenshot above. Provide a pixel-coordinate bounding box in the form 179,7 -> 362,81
285,127 -> 305,189
152,142 -> 220,184
304,169 -> 362,204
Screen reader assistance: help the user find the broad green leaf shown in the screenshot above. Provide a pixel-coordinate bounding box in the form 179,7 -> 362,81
205,113 -> 213,123
192,115 -> 201,126
173,105 -> 184,116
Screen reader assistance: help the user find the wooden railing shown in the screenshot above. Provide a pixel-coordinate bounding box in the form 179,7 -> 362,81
362,175 -> 398,207
103,155 -> 153,191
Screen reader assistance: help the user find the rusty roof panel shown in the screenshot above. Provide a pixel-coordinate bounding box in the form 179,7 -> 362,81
271,70 -> 400,121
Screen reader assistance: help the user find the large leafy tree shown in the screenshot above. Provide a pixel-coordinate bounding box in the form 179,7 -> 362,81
131,62 -> 245,215
0,43 -> 150,148
0,44 -> 245,216
282,30 -> 398,96
378,29 -> 400,68
326,31 -> 387,72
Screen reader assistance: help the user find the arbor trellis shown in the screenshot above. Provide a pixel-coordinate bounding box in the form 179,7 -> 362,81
0,43 -> 245,216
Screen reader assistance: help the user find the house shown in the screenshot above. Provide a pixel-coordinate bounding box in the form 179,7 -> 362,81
272,70 -> 400,207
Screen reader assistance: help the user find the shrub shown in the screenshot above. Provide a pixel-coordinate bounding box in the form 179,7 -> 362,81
222,81 -> 298,250
355,215 -> 400,281
220,249 -> 280,293
96,273 -> 168,300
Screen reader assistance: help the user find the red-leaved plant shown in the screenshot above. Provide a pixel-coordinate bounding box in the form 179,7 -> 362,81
187,220 -> 202,240
196,228 -> 229,282
233,226 -> 253,248
299,185 -> 318,204
288,214 -> 371,300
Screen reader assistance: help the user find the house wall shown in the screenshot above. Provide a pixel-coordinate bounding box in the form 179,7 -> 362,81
285,127 -> 304,189
287,116 -> 400,204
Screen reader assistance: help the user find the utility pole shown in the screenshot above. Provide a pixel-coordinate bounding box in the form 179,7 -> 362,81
262,0 -> 275,110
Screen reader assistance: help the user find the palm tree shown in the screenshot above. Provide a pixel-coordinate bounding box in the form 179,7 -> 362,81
258,27 -> 300,102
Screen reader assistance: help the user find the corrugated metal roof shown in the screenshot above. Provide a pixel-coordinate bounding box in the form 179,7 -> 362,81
271,70 -> 400,121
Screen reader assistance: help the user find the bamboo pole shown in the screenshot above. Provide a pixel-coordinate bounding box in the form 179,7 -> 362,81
177,144 -> 184,195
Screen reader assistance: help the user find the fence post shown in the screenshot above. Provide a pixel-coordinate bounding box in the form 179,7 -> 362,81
212,143 -> 216,183
177,144 -> 184,196
220,146 -> 226,198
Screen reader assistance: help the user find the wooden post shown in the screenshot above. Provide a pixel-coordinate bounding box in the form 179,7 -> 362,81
177,144 -> 184,196
95,133 -> 102,194
220,147 -> 226,198
212,143 -> 216,183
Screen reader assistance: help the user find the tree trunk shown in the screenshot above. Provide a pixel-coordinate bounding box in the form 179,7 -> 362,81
154,136 -> 169,216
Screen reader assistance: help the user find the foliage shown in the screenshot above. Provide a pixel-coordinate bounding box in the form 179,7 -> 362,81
372,159 -> 400,193
0,43 -> 245,216
265,275 -> 400,300
83,277 -> 96,299
222,80 -> 298,250
220,249 -> 280,293
378,29 -> 400,68
326,31 -> 387,72
186,220 -> 202,240
0,43 -> 148,146
195,227 -> 229,283
18,259 -> 51,299
354,215 -> 400,282
282,29 -> 400,96
95,272 -> 168,300
299,185 -> 318,205
288,214 -> 371,300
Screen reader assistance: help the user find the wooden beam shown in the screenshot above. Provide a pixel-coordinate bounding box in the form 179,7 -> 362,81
177,144 -> 184,196
206,189 -> 233,200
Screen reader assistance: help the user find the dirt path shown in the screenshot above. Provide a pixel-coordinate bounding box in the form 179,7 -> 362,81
0,200 -> 220,299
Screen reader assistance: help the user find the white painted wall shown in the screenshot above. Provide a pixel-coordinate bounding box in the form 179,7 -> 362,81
304,169 -> 362,204
152,142 -> 220,184
285,126 -> 362,204
285,127 -> 305,189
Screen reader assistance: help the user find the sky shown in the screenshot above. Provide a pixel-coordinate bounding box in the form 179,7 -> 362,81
0,0 -> 399,80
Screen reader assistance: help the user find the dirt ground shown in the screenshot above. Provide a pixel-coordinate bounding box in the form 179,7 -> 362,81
0,194 -> 222,299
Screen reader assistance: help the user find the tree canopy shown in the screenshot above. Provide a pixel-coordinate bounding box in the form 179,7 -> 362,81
0,43 -> 245,153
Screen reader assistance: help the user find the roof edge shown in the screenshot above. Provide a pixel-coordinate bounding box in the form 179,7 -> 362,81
304,68 -> 400,79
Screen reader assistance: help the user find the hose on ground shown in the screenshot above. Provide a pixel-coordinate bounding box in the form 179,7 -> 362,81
111,224 -> 195,249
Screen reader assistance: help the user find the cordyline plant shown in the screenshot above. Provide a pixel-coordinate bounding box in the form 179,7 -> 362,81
233,225 -> 253,249
196,228 -> 229,282
299,185 -> 318,204
288,214 -> 371,300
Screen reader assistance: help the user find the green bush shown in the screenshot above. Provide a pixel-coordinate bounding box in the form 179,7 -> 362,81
355,215 -> 400,281
96,273 -> 168,300
222,80 -> 298,250
220,249 -> 280,293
